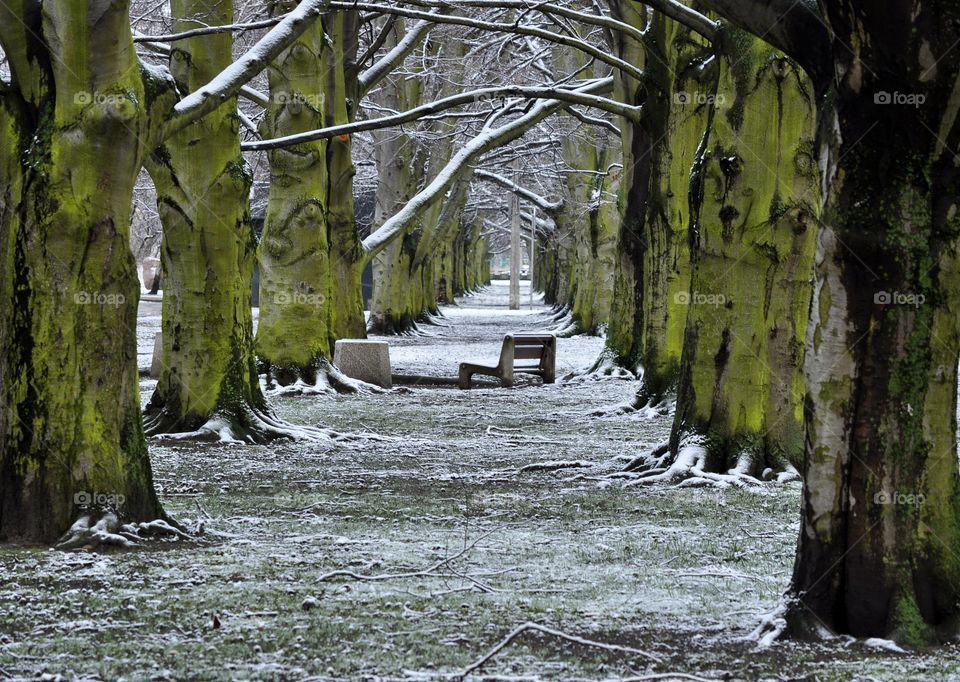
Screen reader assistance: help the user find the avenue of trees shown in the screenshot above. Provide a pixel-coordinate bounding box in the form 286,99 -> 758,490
0,0 -> 957,649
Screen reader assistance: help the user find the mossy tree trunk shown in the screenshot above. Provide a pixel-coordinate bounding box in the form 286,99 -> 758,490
324,11 -> 366,341
552,42 -> 619,334
569,143 -> 619,334
0,1 -> 173,542
666,31 -> 818,477
256,8 -> 334,384
145,0 -> 271,440
605,6 -> 705,398
368,22 -> 418,335
784,0 -> 960,644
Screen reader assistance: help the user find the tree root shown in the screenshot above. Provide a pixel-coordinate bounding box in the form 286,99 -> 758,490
262,360 -> 385,397
149,402 -> 348,445
55,513 -> 193,551
615,440 -> 770,489
745,597 -> 792,649
564,349 -> 638,384
453,621 -> 662,680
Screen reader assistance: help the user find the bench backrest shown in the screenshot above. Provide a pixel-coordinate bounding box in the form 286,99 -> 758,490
499,333 -> 556,370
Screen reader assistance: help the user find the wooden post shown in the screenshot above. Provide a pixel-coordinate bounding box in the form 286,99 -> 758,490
529,205 -> 536,308
509,160 -> 520,310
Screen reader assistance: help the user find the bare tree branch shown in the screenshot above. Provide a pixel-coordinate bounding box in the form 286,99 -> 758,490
474,168 -> 562,214
241,80 -> 635,151
361,77 -> 613,258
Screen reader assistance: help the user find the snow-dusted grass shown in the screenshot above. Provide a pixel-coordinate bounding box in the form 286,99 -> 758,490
4,286 -> 960,680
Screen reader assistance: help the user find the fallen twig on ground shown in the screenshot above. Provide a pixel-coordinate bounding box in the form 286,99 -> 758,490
318,531 -> 494,583
518,460 -> 592,473
453,621 -> 662,680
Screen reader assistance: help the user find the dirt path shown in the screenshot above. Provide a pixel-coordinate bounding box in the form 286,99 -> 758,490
3,286 -> 960,680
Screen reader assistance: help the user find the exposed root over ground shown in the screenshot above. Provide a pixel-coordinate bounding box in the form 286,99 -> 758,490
262,360 -> 385,397
148,403 -> 346,444
611,439 -> 799,489
55,513 -> 193,551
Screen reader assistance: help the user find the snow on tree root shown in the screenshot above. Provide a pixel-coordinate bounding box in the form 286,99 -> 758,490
261,361 -> 386,397
150,404 -> 350,445
615,439 -> 770,489
55,513 -> 192,552
563,350 -> 638,385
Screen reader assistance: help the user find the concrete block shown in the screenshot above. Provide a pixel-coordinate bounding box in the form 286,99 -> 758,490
334,339 -> 392,388
150,332 -> 163,379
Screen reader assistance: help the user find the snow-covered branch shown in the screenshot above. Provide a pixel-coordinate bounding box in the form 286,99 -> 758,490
164,0 -> 327,139
361,77 -> 612,258
474,169 -> 562,215
406,0 -> 646,44
133,17 -> 283,43
327,1 -> 643,81
358,17 -> 436,96
642,0 -> 719,42
241,80 -> 634,151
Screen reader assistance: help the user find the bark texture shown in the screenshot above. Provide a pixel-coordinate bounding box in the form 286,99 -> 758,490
257,7 -> 363,385
786,0 -> 960,643
0,1 -> 173,541
606,6 -> 706,400
669,29 -> 818,476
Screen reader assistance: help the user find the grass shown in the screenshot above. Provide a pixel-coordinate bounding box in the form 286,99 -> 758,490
3,377 -> 960,681
6,292 -> 960,682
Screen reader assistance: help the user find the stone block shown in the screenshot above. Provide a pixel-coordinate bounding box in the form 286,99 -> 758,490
334,340 -> 392,388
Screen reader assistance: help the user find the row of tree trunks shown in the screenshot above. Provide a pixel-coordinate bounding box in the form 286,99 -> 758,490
368,26 -> 469,334
542,43 -> 618,334
145,0 -> 272,441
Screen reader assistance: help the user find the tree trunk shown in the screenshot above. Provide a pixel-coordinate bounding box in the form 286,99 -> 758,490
324,10 -> 367,341
256,11 -> 334,384
786,0 -> 960,644
605,6 -> 703,399
0,2 -> 171,542
570,142 -> 619,334
145,0 -> 272,441
666,30 -> 818,478
368,26 -> 466,334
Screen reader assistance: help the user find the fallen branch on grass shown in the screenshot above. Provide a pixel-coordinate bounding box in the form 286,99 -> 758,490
318,531 -> 493,584
518,460 -> 592,473
620,674 -> 720,681
454,621 -> 662,680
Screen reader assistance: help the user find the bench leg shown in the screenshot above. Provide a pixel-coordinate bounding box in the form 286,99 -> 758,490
458,366 -> 472,389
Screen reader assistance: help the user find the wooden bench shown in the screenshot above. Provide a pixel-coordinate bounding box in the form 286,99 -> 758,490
458,333 -> 557,389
